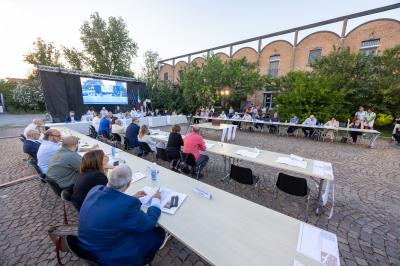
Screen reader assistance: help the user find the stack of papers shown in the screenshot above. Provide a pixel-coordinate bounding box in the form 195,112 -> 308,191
139,186 -> 187,215
313,160 -> 333,178
276,157 -> 307,169
235,149 -> 260,158
297,223 -> 340,266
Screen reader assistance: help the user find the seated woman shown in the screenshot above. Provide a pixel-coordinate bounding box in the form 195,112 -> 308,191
166,124 -> 184,165
71,150 -> 109,209
324,117 -> 339,141
348,119 -> 362,144
218,111 -> 227,120
138,125 -> 157,151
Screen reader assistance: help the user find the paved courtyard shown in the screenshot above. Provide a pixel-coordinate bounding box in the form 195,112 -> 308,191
0,124 -> 399,265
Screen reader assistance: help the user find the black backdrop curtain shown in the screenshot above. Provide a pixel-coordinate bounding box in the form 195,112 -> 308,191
39,70 -> 147,122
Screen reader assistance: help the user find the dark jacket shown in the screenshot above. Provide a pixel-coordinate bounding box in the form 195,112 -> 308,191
78,185 -> 161,265
23,140 -> 41,161
166,132 -> 183,159
125,123 -> 140,148
65,115 -> 80,123
98,118 -> 111,137
72,170 -> 108,209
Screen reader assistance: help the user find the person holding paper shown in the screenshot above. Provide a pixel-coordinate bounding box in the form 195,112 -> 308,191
301,114 -> 317,138
183,125 -> 209,177
78,165 -> 165,265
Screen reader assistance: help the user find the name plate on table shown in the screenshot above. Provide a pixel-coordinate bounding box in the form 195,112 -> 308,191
235,149 -> 260,159
297,223 -> 340,266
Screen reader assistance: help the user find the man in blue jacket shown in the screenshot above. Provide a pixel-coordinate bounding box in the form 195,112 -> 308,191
125,118 -> 140,148
97,114 -> 111,138
78,164 -> 165,265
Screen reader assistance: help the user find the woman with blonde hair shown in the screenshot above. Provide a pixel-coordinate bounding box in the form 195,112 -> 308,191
71,150 -> 109,209
138,125 -> 157,151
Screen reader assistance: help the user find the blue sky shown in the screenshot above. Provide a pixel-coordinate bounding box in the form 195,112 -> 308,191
0,0 -> 399,78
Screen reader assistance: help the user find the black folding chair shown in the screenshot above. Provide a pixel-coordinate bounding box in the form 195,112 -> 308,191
45,177 -> 68,223
179,152 -> 204,179
20,134 -> 27,141
111,133 -> 122,143
66,235 -> 99,266
273,173 -> 310,221
138,142 -> 155,161
61,189 -> 80,216
28,160 -> 48,199
156,147 -> 178,169
89,125 -> 97,139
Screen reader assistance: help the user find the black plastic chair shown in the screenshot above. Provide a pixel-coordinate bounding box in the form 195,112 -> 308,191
111,133 -> 122,143
156,147 -> 178,169
66,235 -> 99,266
229,164 -> 259,196
138,142 -> 155,161
28,160 -> 48,199
61,189 -> 80,215
89,126 -> 97,139
180,152 -> 204,179
45,177 -> 67,222
273,173 -> 310,221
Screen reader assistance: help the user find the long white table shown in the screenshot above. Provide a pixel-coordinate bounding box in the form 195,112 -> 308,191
150,130 -> 335,217
56,127 -> 336,266
193,122 -> 236,142
192,116 -> 380,148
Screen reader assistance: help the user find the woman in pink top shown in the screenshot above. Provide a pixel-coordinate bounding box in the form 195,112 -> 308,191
183,126 -> 209,177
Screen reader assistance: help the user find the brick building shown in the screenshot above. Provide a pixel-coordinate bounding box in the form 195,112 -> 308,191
158,5 -> 400,109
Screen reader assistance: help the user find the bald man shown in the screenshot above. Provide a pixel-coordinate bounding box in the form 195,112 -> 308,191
23,130 -> 41,161
46,136 -> 82,189
24,119 -> 44,137
37,129 -> 62,173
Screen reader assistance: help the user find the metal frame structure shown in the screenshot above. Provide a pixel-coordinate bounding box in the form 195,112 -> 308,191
158,3 -> 400,70
37,65 -> 139,83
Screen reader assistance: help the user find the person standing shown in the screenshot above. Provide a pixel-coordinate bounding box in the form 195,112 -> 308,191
98,114 -> 111,137
355,106 -> 367,123
100,107 -> 108,116
364,107 -> 376,129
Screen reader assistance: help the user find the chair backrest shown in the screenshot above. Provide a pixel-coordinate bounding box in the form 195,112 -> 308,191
66,235 -> 98,266
89,126 -> 97,138
156,147 -> 169,162
184,153 -> 197,167
45,177 -> 63,197
20,134 -> 27,140
28,160 -> 45,179
230,164 -> 254,185
61,189 -> 80,211
19,137 -> 26,143
138,141 -> 152,155
124,137 -> 131,150
111,133 -> 122,142
101,130 -> 110,139
276,173 -> 308,196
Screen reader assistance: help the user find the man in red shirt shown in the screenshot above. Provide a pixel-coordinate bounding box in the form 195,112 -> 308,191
183,125 -> 209,176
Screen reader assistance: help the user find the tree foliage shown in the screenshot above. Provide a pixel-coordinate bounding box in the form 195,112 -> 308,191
79,12 -> 138,76
62,46 -> 86,70
12,81 -> 45,110
23,37 -> 62,79
140,50 -> 160,90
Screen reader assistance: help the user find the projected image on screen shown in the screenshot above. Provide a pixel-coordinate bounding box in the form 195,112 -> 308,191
80,77 -> 128,105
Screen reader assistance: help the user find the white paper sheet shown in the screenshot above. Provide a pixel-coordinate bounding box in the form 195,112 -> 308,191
139,186 -> 187,215
276,157 -> 307,169
132,172 -> 146,183
297,223 -> 340,266
235,149 -> 260,158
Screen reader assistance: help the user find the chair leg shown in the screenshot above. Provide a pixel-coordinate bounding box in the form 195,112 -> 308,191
41,185 -> 49,208
51,197 -> 58,217
63,202 -> 68,225
305,194 -> 310,222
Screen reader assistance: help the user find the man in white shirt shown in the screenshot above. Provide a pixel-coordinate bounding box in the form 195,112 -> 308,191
302,114 -> 317,138
24,119 -> 44,137
100,107 -> 108,116
112,119 -> 126,135
218,111 -> 227,120
37,129 -> 62,173
92,112 -> 101,132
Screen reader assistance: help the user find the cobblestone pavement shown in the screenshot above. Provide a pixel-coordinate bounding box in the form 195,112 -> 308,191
1,125 -> 399,265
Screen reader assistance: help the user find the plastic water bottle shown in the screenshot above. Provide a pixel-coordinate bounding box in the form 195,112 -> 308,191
151,163 -> 158,183
111,145 -> 116,158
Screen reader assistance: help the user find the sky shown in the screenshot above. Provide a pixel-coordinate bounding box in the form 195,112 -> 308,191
0,0 -> 399,79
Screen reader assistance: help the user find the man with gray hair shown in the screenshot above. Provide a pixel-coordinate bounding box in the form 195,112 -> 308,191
24,119 -> 45,137
46,136 -> 81,189
183,125 -> 209,177
37,128 -> 62,173
23,129 -> 41,161
78,164 -> 165,265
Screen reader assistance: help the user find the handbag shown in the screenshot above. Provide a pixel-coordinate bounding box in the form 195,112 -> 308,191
48,224 -> 78,264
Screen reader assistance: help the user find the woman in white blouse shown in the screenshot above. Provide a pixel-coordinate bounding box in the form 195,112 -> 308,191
138,125 -> 157,151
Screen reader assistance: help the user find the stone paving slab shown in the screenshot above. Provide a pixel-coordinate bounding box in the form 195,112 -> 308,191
0,125 -> 399,265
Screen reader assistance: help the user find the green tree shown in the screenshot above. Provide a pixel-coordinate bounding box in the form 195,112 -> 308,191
0,79 -> 17,111
273,71 -> 346,122
62,46 -> 86,70
80,12 -> 138,76
141,50 -> 160,90
24,37 -> 62,79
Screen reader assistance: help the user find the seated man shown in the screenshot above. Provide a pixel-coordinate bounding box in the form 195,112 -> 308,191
302,114 -> 317,138
218,111 -> 227,120
37,129 -> 62,173
98,114 -> 111,138
78,165 -> 165,265
392,118 -> 400,145
183,125 -> 209,176
287,115 -> 299,134
268,112 -> 280,133
65,110 -> 79,123
125,118 -> 140,148
46,136 -> 82,190
111,119 -> 125,135
23,130 -> 41,161
24,119 -> 44,137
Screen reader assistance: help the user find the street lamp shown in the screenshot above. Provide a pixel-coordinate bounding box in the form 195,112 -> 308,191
220,86 -> 230,109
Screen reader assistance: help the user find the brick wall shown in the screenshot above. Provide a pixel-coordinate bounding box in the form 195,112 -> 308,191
259,40 -> 293,76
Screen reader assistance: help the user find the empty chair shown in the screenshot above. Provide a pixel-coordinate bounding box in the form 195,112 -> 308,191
229,164 -> 259,197
89,126 -> 97,139
66,235 -> 99,266
273,173 -> 310,221
138,141 -> 155,161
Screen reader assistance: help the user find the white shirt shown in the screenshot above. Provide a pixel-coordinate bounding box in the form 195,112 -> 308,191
112,124 -> 125,135
100,110 -> 108,116
355,111 -> 366,121
37,140 -> 59,173
243,114 -> 252,120
219,114 -> 227,119
138,134 -> 157,151
92,117 -> 100,132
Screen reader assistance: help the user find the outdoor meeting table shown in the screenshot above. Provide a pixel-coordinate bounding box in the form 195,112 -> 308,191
54,127 -> 333,266
192,115 -> 381,148
150,130 -> 335,217
191,122 -> 236,142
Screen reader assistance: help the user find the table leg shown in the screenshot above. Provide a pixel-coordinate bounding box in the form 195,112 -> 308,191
315,179 -> 325,215
368,133 -> 380,148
